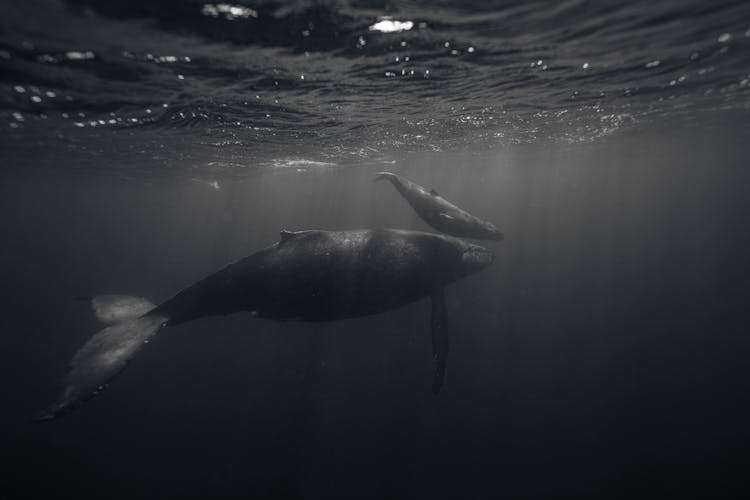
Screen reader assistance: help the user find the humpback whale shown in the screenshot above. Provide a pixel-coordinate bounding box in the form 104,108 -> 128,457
38,229 -> 493,420
374,172 -> 504,241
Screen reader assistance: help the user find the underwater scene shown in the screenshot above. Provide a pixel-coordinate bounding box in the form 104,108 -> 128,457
2,1 -> 750,498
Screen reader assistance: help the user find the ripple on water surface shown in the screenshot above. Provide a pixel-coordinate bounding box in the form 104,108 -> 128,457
1,0 -> 749,170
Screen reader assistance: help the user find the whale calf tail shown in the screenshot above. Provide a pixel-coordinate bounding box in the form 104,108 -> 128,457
36,295 -> 167,421
373,171 -> 399,183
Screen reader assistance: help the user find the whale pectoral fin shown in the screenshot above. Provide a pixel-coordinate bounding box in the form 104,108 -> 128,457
36,315 -> 168,421
430,188 -> 439,197
431,289 -> 449,394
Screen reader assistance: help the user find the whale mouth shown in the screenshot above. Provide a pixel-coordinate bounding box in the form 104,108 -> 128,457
461,245 -> 494,274
487,229 -> 504,241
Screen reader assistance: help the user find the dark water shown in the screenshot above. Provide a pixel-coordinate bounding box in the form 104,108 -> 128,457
2,1 -> 750,499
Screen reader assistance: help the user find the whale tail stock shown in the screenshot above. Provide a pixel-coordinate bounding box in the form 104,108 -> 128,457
35,295 -> 168,422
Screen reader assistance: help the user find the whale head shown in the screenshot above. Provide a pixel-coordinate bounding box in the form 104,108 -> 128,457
457,240 -> 495,277
473,220 -> 504,241
438,212 -> 504,241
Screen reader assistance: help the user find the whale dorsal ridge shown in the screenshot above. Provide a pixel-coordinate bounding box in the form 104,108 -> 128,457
280,229 -> 312,242
280,230 -> 298,242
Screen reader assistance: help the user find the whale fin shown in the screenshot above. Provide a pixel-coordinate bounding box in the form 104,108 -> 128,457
431,289 -> 449,394
78,295 -> 155,325
430,189 -> 439,197
36,314 -> 168,421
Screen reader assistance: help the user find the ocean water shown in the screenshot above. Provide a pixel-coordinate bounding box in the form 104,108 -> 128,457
2,1 -> 750,498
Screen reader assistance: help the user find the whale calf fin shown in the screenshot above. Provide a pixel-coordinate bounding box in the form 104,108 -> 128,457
431,289 -> 449,394
79,295 -> 156,325
36,314 -> 168,421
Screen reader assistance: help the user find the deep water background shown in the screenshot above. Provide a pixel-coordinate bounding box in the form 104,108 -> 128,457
2,0 -> 750,498
3,119 -> 750,498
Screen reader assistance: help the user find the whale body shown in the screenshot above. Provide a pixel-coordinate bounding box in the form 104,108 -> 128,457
374,172 -> 504,241
39,229 -> 493,420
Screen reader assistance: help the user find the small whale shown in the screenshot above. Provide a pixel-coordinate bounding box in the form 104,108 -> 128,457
374,172 -> 503,241
37,229 -> 494,420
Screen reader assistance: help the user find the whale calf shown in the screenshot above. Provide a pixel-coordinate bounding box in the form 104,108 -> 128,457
374,172 -> 503,240
38,229 -> 493,420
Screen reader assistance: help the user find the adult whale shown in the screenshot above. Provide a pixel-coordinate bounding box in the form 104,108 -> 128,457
374,172 -> 504,241
38,229 -> 493,420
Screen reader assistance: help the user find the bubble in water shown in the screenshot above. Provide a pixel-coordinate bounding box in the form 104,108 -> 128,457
369,19 -> 414,33
14,85 -> 25,93
201,4 -> 258,21
717,33 -> 731,43
582,63 -> 589,69
64,51 -> 95,61
645,60 -> 660,68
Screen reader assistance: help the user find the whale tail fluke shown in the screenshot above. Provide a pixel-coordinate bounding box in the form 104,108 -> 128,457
78,294 -> 156,325
36,310 -> 168,422
373,171 -> 398,183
